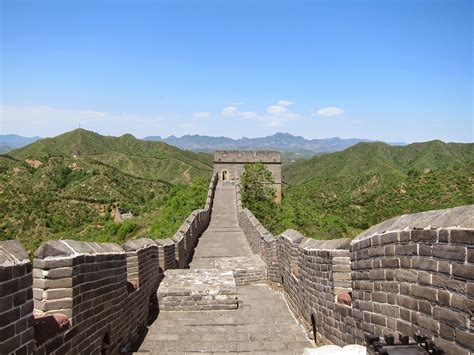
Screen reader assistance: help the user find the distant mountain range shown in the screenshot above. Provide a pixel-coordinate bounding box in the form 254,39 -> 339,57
0,134 -> 42,153
144,133 -> 406,159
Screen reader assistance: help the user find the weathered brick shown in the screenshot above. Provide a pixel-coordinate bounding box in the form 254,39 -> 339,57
397,295 -> 418,310
434,336 -> 470,355
433,244 -> 466,261
371,313 -> 386,326
418,300 -> 432,315
411,285 -> 437,302
433,274 -> 466,294
438,229 -> 449,243
412,258 -> 437,272
395,244 -> 417,256
417,271 -> 431,285
452,263 -> 474,280
455,329 -> 474,350
418,244 -> 432,256
411,229 -> 437,242
414,313 -> 439,333
380,304 -> 399,318
450,229 -> 473,245
394,269 -> 417,283
381,258 -> 399,268
433,306 -> 468,328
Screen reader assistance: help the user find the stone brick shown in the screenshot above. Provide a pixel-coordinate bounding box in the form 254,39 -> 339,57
371,313 -> 386,326
395,244 -> 417,256
438,229 -> 449,243
398,231 -> 410,242
417,271 -> 431,285
414,313 -> 439,334
396,319 -> 413,335
411,229 -> 437,242
380,304 -> 399,318
450,229 -> 473,245
397,295 -> 418,311
381,258 -> 399,268
412,258 -> 437,272
455,329 -> 474,350
411,285 -> 437,302
418,244 -> 432,256
440,323 -> 455,340
433,244 -> 466,261
468,248 -> 474,263
434,336 -> 470,355
433,306 -> 468,329
452,263 -> 474,280
433,274 -> 466,294
394,269 -> 417,283
418,300 -> 432,315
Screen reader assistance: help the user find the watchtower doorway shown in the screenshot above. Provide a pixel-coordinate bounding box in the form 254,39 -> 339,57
222,170 -> 229,181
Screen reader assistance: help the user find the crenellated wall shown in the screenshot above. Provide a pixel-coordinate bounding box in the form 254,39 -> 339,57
350,206 -> 473,354
0,174 -> 218,355
0,241 -> 35,355
236,183 -> 474,354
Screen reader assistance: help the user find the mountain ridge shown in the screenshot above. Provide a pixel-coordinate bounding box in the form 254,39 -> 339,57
144,132 -> 406,157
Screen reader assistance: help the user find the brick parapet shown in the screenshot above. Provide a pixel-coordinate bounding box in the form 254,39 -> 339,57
350,207 -> 474,354
236,183 -> 474,353
0,240 -> 35,355
1,173 -> 219,354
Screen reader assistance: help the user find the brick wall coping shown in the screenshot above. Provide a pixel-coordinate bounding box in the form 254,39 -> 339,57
353,205 -> 474,243
214,150 -> 281,163
300,237 -> 352,251
280,229 -> 306,244
122,238 -> 157,252
0,240 -> 29,266
34,239 -> 125,259
155,239 -> 175,246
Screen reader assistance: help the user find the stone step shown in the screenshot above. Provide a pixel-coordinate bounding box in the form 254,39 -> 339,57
158,269 -> 238,311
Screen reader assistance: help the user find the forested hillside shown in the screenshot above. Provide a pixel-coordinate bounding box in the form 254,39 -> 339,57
254,141 -> 473,240
0,129 -> 213,254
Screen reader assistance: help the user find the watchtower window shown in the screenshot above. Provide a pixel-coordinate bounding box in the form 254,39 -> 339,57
222,170 -> 229,181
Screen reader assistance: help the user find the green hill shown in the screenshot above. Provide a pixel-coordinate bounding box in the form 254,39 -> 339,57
258,141 -> 473,240
1,129 -> 213,254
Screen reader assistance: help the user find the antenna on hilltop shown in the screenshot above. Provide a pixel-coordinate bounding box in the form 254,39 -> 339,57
79,121 -> 81,129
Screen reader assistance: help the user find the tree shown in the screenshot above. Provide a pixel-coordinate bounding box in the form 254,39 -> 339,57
240,163 -> 279,225
241,163 -> 276,204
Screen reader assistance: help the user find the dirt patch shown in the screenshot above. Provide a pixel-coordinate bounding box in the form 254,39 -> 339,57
25,159 -> 43,168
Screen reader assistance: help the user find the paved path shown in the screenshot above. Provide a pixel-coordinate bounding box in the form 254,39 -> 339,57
190,182 -> 251,269
135,182 -> 313,354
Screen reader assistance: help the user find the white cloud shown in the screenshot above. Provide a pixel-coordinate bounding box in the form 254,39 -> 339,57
238,111 -> 258,119
266,105 -> 288,115
278,100 -> 294,106
315,106 -> 344,116
0,104 -> 166,137
193,111 -> 212,120
222,106 -> 238,117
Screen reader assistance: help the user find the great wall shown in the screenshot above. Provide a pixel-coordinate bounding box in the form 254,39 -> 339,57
0,152 -> 473,354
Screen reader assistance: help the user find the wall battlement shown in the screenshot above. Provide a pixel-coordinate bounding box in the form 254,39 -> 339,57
0,174 -> 218,355
236,183 -> 473,354
214,150 -> 281,163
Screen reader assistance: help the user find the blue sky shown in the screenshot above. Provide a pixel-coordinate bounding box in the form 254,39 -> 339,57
1,0 -> 472,142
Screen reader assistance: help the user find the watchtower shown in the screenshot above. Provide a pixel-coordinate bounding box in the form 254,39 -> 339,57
213,150 -> 282,203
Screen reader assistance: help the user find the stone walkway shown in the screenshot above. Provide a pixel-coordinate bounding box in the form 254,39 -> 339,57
135,182 -> 313,354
